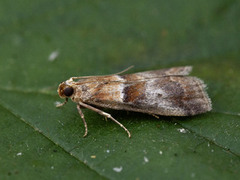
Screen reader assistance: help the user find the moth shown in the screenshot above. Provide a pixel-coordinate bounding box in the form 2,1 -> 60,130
57,66 -> 212,138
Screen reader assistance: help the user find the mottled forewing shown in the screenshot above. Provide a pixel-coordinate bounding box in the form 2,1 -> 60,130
87,75 -> 211,116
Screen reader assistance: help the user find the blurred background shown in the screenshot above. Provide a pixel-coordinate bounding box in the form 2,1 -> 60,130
0,0 -> 239,91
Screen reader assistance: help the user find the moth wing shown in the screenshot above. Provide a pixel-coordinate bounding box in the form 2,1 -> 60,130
87,75 -> 211,116
121,66 -> 192,81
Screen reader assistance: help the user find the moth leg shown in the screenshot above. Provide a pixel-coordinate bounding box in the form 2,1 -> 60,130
77,104 -> 88,137
79,102 -> 131,138
151,114 -> 159,119
56,98 -> 68,107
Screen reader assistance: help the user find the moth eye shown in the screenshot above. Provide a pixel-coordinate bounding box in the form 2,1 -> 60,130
63,87 -> 74,97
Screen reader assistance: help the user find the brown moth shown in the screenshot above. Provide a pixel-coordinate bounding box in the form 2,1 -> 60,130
57,66 -> 212,138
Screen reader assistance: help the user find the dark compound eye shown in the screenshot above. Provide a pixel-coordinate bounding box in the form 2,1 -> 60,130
63,86 -> 74,97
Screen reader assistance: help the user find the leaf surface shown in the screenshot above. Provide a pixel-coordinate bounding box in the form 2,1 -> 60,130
1,0 -> 240,179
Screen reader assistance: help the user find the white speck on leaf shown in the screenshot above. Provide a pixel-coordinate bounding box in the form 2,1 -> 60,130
17,152 -> 22,156
58,120 -> 64,126
48,50 -> 59,61
51,166 -> 54,169
177,128 -> 187,133
159,151 -> 163,155
113,166 -> 123,173
144,156 -> 149,163
106,150 -> 110,153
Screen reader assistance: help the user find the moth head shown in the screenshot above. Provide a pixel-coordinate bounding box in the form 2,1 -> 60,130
58,82 -> 75,98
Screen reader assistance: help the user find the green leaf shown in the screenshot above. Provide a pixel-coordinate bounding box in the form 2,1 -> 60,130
1,0 -> 240,179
